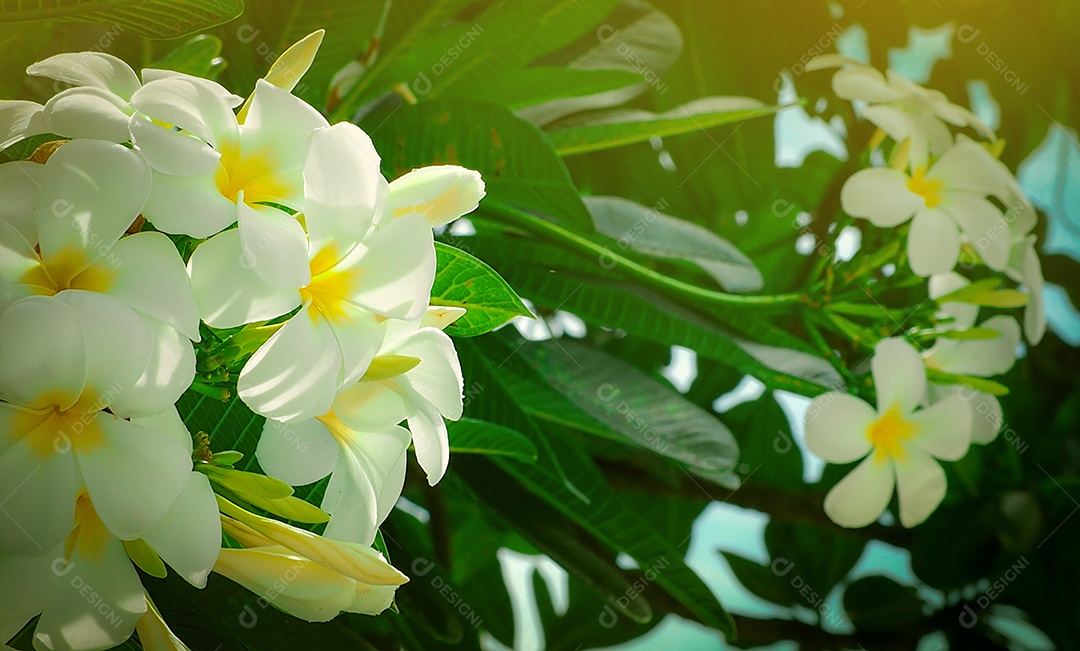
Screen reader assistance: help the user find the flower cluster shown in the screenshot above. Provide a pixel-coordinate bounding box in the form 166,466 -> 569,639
0,31 -> 483,650
803,57 -> 1044,529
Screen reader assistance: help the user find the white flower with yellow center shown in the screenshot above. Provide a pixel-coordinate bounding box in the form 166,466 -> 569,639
841,138 -> 1013,276
213,498 -> 407,621
0,411 -> 220,651
805,338 -> 973,528
0,293 -> 195,556
807,54 -> 993,168
255,307 -> 465,544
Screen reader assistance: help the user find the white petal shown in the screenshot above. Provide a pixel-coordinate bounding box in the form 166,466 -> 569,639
107,316 -> 196,419
929,384 -> 1002,445
130,406 -> 193,455
237,200 -> 310,289
333,381 -> 409,432
928,315 -> 1021,377
347,214 -> 436,320
241,80 -> 327,173
823,455 -> 895,528
322,426 -> 411,546
421,306 -> 466,330
893,447 -> 947,528
389,165 -> 485,227
0,217 -> 45,313
1020,236 -> 1045,345
348,583 -> 400,616
0,161 -> 45,244
130,76 -> 239,150
35,528 -> 146,651
0,100 -> 46,149
141,170 -> 238,238
212,548 -> 354,623
907,208 -> 961,276
41,87 -> 132,143
0,542 -> 62,635
839,168 -> 920,228
140,69 -> 244,106
55,291 -> 153,412
28,52 -> 141,98
187,229 -> 300,329
407,400 -> 450,485
395,328 -> 463,419
37,140 -> 150,278
930,139 -> 1010,196
303,123 -> 384,254
256,418 -> 340,487
804,392 -> 876,464
130,113 -> 220,176
929,272 -> 978,330
942,194 -> 1010,271
0,295 -> 86,411
871,337 -> 927,415
75,413 -> 192,540
107,231 -> 200,340
142,472 -> 221,588
861,105 -> 951,168
0,429 -> 77,554
237,308 -> 342,422
831,66 -> 904,103
325,304 -> 383,388
907,394 -> 972,461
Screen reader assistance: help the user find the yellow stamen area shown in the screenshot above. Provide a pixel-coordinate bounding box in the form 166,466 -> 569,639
392,184 -> 465,224
907,166 -> 945,209
214,141 -> 294,204
20,246 -> 116,295
300,246 -> 361,324
11,390 -> 108,460
316,410 -> 355,446
65,493 -> 111,562
866,404 -> 920,464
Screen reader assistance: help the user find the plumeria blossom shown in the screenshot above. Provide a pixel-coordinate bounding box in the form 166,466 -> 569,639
807,54 -> 993,167
215,498 -> 407,621
256,307 -> 465,544
925,273 -> 1022,444
806,338 -> 973,528
386,165 -> 485,228
841,138 -> 1014,276
0,139 -> 199,413
0,292 -> 194,556
0,410 -> 220,651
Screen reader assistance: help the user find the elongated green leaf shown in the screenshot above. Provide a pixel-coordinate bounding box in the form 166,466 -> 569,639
198,464 -> 293,499
0,0 -> 244,39
150,34 -> 223,78
764,521 -> 866,599
586,195 -> 764,292
432,242 -> 532,337
365,100 -> 594,232
514,339 -> 739,487
470,67 -> 641,110
447,417 -> 538,462
459,340 -> 736,636
548,96 -> 777,156
843,576 -> 925,633
720,552 -> 798,608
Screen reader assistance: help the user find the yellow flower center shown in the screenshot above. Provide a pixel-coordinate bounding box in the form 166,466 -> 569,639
19,246 -> 116,296
865,404 -> 920,464
299,245 -> 362,324
907,166 -> 945,209
64,493 -> 111,562
11,389 -> 113,461
214,140 -> 294,205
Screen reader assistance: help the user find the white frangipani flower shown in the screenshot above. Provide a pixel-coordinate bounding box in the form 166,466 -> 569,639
387,165 -> 486,227
808,54 -> 993,167
0,292 -> 194,556
841,139 -> 1013,276
806,338 -> 973,528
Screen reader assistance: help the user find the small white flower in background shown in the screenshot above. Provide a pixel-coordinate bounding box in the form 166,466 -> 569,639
0,411 -> 220,651
925,273 -> 1022,444
807,54 -> 993,167
214,498 -> 407,621
1006,234 -> 1046,345
387,165 -> 486,227
840,138 -> 1013,276
805,338 -> 973,528
256,307 -> 465,543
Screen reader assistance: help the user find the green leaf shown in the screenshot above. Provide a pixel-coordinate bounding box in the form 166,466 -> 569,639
365,100 -> 595,232
459,340 -> 736,636
149,34 -> 223,78
447,417 -> 539,462
431,242 -> 532,337
468,67 -> 641,110
0,0 -> 244,39
936,327 -> 1003,341
513,338 -> 740,487
926,368 -> 1010,396
198,464 -> 293,499
547,96 -> 778,156
936,278 -> 1029,308
763,521 -> 866,599
842,575 -> 926,633
720,552 -> 797,608
585,195 -> 764,292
